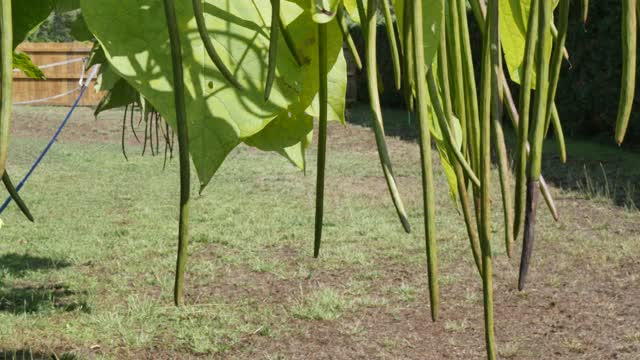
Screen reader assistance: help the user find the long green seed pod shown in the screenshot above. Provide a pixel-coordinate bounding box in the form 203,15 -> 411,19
456,0 -> 481,171
501,69 -> 559,222
467,0 -> 560,222
426,72 -> 480,188
412,0 -> 438,321
279,16 -> 303,67
163,0 -> 191,306
582,0 -> 589,24
550,104 -> 567,163
543,0 -> 570,147
488,8 -> 514,259
401,0 -> 415,111
479,2 -> 496,357
191,0 -> 242,89
437,15 -> 482,275
364,0 -> 411,233
2,172 -> 34,222
615,0 -> 637,145
381,0 -> 401,90
0,0 -> 13,178
337,5 -> 362,70
121,105 -> 129,161
513,0 -> 540,241
314,23 -> 328,258
520,0 -> 553,291
265,0 -> 280,101
445,1 -> 468,149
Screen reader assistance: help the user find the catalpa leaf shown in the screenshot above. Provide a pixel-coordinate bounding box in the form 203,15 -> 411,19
13,52 -> 45,80
12,0 -> 56,48
82,0 -> 346,190
500,0 -> 555,87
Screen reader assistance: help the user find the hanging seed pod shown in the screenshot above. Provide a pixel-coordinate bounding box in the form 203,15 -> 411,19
279,16 -> 304,67
456,0 -> 481,172
426,73 -> 480,188
401,0 -> 415,111
615,0 -> 637,145
444,0 -> 468,154
0,0 -> 13,178
130,103 -> 141,144
121,105 -> 129,161
314,22 -> 329,258
361,0 -> 411,233
381,0 -> 401,90
2,172 -> 34,222
265,0 -> 280,101
513,0 -> 540,242
337,6 -> 362,70
411,0 -> 438,321
520,0 -> 554,291
582,0 -> 589,24
436,17 -> 483,275
162,0 -> 191,306
191,0 -> 242,89
550,104 -> 567,163
478,1 -> 497,357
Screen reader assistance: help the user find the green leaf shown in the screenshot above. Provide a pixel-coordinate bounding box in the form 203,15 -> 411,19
310,0 -> 341,23
500,0 -> 554,86
56,0 -> 81,12
70,13 -> 93,41
94,79 -> 138,117
12,52 -> 45,80
12,0 -> 56,48
244,112 -> 313,170
343,0 -> 357,16
82,0 -> 346,190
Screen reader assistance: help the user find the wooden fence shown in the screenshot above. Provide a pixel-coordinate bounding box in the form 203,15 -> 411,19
13,42 -> 358,107
13,42 -> 103,106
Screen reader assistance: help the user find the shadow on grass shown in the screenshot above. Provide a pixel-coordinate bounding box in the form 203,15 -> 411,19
0,350 -> 79,360
0,254 -> 70,277
346,102 -> 640,210
0,254 -> 89,314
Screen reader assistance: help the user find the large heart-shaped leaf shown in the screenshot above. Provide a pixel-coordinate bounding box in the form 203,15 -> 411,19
82,0 -> 346,189
500,0 -> 554,87
12,0 -> 56,48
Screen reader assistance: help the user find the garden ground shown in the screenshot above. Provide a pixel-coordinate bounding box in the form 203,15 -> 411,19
0,105 -> 639,359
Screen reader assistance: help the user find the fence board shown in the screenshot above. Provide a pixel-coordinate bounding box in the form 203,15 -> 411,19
13,42 -> 104,106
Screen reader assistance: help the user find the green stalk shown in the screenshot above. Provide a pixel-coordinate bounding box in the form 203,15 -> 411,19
381,0 -> 401,90
444,1 -> 468,151
513,0 -> 540,242
191,0 -> 242,89
550,104 -> 567,163
582,0 -> 589,24
520,0 -> 553,291
426,72 -> 480,188
0,0 -> 13,178
279,16 -> 303,67
365,0 -> 411,233
412,0 -> 439,322
163,0 -> 191,306
479,1 -> 496,356
437,16 -> 482,275
456,0 -> 480,172
337,5 -> 362,70
265,0 -> 280,101
401,0 -> 415,110
615,0 -> 637,145
314,23 -> 328,258
488,9 -> 514,259
468,0 -> 560,223
2,172 -> 34,222
543,0 -> 570,156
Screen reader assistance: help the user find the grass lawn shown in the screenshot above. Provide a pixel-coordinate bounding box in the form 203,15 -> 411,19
0,105 -> 639,359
